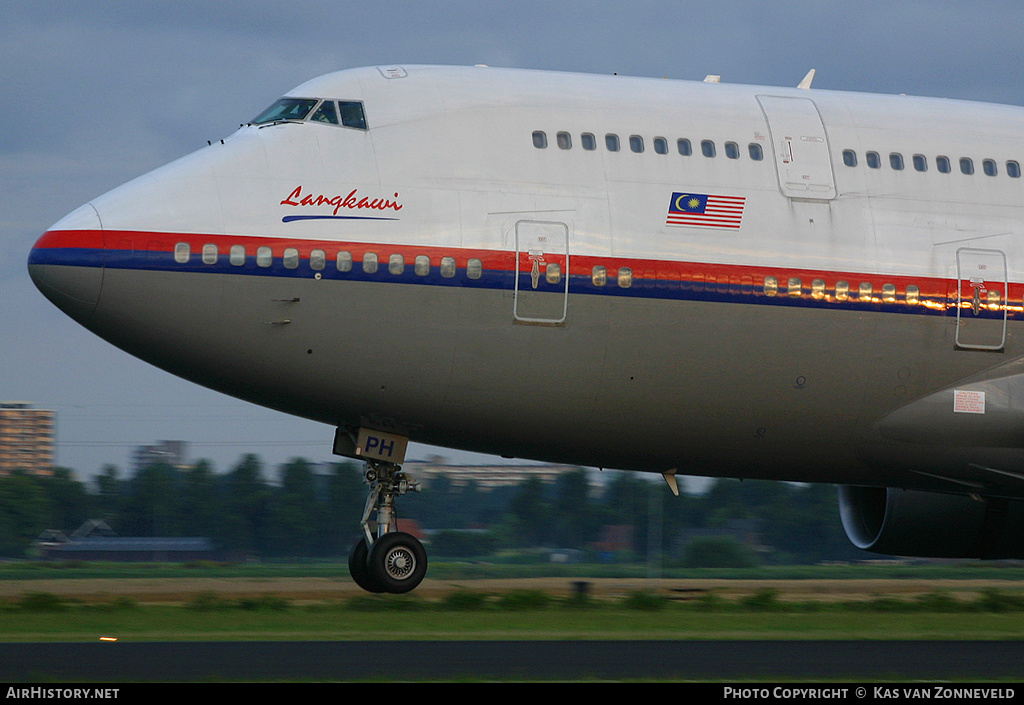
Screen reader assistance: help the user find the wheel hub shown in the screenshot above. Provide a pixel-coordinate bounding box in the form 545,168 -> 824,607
384,547 -> 415,579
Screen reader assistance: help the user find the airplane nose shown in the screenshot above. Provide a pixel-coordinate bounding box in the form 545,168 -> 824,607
27,203 -> 105,324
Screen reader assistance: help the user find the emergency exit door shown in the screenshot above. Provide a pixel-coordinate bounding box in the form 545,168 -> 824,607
956,247 -> 1007,350
514,220 -> 569,324
756,95 -> 836,200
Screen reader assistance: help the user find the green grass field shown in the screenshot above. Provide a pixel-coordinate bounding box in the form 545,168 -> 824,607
5,603 -> 1024,642
2,561 -> 1024,642
6,560 -> 1024,581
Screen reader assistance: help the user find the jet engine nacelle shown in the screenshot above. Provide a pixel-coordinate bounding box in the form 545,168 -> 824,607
838,486 -> 1024,559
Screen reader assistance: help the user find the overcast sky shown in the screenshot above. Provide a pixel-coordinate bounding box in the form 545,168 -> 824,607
4,1 -> 1024,481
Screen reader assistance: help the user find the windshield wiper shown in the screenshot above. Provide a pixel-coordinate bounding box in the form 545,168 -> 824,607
258,119 -> 305,129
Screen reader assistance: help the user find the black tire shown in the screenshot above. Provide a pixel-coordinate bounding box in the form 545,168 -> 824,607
368,532 -> 428,594
348,537 -> 386,593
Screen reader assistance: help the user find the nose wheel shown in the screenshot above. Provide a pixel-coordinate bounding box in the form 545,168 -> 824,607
347,537 -> 385,593
370,531 -> 427,593
348,460 -> 428,593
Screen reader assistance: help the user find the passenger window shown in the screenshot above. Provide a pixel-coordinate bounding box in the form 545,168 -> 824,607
581,133 -> 596,150
336,251 -> 352,272
866,152 -> 880,169
532,131 -> 547,149
467,258 -> 482,280
606,134 -> 620,151
960,158 -> 974,175
811,279 -> 826,300
842,150 -> 857,167
440,256 -> 456,278
835,281 -> 849,301
701,140 -> 716,158
389,254 -> 404,275
414,255 -> 430,276
310,101 -> 339,125
748,143 -> 763,161
546,262 -> 561,284
363,252 -> 378,274
617,267 -> 632,288
174,242 -> 190,264
859,282 -> 873,300
725,142 -> 740,159
988,290 -> 1001,309
338,101 -> 368,130
202,244 -> 218,265
629,135 -> 644,153
882,283 -> 896,302
1008,161 -> 1021,178
310,249 -> 325,270
906,285 -> 920,304
787,278 -> 802,297
937,156 -> 951,173
677,139 -> 692,156
557,132 -> 572,150
913,154 -> 927,172
283,248 -> 299,269
763,276 -> 778,297
654,137 -> 668,154
983,159 -> 997,176
889,153 -> 904,170
230,245 -> 245,266
256,246 -> 272,268
591,265 -> 607,286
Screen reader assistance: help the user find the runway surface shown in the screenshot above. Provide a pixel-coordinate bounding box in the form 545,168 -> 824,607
4,640 -> 1024,681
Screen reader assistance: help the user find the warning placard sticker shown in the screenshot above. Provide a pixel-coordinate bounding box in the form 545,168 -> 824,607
953,389 -> 986,414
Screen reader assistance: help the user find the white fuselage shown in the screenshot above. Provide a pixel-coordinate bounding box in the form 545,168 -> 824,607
29,65 -> 1024,497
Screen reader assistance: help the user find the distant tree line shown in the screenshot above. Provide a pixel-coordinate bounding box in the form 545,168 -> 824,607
0,455 -> 863,564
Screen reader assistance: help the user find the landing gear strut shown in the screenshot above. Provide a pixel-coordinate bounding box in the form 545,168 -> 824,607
347,459 -> 427,594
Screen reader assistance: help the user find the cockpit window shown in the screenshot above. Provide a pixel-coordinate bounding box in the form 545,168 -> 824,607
339,101 -> 367,130
252,98 -> 318,124
252,98 -> 368,130
310,101 -> 339,124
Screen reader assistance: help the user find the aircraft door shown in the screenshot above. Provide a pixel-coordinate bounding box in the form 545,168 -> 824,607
955,247 -> 1007,351
756,95 -> 836,200
514,220 -> 569,324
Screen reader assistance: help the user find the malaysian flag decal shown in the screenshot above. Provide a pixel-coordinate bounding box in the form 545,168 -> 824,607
666,192 -> 745,230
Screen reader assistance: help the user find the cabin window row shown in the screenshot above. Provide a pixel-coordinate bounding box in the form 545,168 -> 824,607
842,150 -> 1021,178
590,266 -> 634,288
765,276 -> 1000,309
762,276 -> 928,304
532,131 -> 765,161
587,266 -> 941,305
172,244 -> 958,307
173,243 -> 484,279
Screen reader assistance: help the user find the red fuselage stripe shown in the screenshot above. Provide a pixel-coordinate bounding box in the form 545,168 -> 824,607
34,228 -> 1012,310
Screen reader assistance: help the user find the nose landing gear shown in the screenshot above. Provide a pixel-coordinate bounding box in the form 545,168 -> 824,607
347,459 -> 427,594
